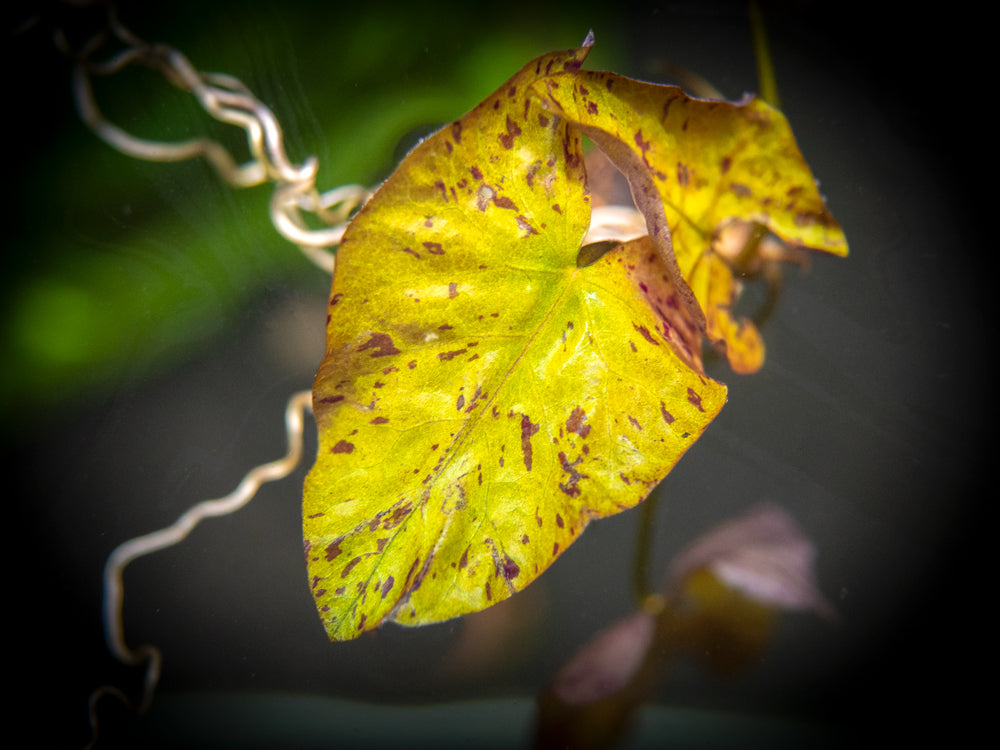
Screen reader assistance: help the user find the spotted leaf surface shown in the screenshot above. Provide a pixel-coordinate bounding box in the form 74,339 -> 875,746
303,42 -> 726,640
530,70 -> 848,371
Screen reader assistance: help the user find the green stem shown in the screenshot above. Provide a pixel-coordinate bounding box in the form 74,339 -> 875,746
752,260 -> 784,329
633,491 -> 659,603
749,0 -> 781,109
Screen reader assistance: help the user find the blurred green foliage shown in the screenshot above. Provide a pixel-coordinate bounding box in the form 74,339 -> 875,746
2,0 -> 623,431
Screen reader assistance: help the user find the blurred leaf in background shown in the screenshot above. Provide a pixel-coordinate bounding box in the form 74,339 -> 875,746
534,504 -> 836,750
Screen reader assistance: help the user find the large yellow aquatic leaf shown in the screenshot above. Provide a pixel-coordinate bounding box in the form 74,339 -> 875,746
303,42 -> 727,640
530,69 -> 847,371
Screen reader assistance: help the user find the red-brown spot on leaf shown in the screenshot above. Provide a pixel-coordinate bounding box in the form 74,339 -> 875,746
566,406 -> 591,438
370,416 -> 389,425
502,554 -> 520,580
687,387 -> 705,412
499,114 -> 522,149
634,130 -> 652,167
521,414 -> 540,471
332,440 -> 355,454
526,164 -> 538,188
383,501 -> 413,530
660,401 -> 675,423
562,133 -> 581,169
563,56 -> 583,72
341,556 -> 363,578
448,282 -> 459,299
676,162 -> 690,187
464,385 -> 484,413
357,333 -> 401,357
730,182 -> 752,198
403,558 -> 421,588
558,452 -> 588,497
380,576 -> 395,599
423,241 -> 445,255
516,215 -> 538,236
633,323 -> 659,345
795,211 -> 820,227
325,536 -> 345,561
438,349 -> 468,361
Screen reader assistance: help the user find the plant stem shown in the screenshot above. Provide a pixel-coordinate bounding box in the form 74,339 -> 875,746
749,0 -> 781,109
632,491 -> 660,603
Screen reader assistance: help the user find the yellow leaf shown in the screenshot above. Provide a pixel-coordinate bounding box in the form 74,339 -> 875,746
303,42 -> 726,640
688,251 -> 764,374
531,69 -> 848,371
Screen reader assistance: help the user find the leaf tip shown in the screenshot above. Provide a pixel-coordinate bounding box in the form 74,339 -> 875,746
581,29 -> 595,48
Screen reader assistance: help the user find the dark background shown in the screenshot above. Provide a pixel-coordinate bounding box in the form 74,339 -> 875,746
4,1 -> 988,747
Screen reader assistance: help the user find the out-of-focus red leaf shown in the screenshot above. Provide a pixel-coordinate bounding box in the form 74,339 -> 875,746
551,611 -> 656,705
534,503 -> 835,749
665,503 -> 836,620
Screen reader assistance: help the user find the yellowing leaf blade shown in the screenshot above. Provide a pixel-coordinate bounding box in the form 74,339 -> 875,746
303,44 -> 725,640
531,70 -> 847,372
